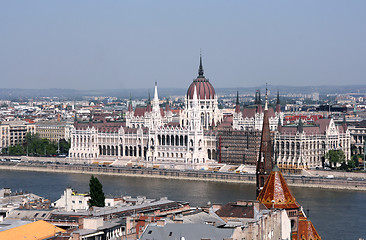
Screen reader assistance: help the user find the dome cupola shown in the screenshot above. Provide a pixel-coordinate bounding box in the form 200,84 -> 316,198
187,55 -> 215,100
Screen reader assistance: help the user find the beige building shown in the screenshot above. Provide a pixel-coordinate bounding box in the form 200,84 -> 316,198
36,120 -> 73,142
0,120 -> 36,151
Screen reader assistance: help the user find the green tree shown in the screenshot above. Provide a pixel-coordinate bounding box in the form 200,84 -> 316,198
8,145 -> 24,155
89,175 -> 105,207
325,150 -> 345,168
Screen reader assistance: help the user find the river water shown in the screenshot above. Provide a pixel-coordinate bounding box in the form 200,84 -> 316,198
0,170 -> 365,240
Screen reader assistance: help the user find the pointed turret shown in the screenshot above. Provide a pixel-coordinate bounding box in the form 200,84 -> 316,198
256,88 -> 273,197
255,91 -> 258,105
277,116 -> 282,132
235,91 -> 241,113
128,93 -> 133,112
153,82 -> 160,112
146,91 -> 152,112
165,98 -> 171,112
297,117 -> 304,133
342,114 -> 347,133
193,84 -> 198,105
276,90 -> 281,113
153,82 -> 159,101
257,90 -> 263,113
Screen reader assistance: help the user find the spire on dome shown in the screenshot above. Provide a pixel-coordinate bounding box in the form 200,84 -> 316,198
198,53 -> 204,77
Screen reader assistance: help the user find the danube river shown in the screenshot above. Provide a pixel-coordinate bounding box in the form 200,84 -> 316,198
0,170 -> 365,239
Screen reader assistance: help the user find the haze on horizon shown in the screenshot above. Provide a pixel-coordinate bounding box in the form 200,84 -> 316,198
1,1 -> 365,90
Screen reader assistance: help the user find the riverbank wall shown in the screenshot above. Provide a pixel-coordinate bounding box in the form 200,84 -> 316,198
1,163 -> 365,191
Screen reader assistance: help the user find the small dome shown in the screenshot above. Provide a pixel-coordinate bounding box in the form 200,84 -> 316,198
187,78 -> 215,100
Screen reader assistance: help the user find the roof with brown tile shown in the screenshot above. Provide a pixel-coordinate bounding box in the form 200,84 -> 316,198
257,166 -> 300,210
297,214 -> 322,240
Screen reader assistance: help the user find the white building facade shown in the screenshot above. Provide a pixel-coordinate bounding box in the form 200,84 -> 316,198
274,118 -> 351,169
69,57 -> 221,167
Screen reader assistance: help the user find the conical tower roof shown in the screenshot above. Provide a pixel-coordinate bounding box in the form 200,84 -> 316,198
297,213 -> 322,240
257,166 -> 300,209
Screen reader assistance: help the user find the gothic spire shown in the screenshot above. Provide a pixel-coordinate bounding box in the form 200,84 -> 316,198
198,54 -> 204,77
256,86 -> 273,197
276,90 -> 281,113
128,93 -> 133,112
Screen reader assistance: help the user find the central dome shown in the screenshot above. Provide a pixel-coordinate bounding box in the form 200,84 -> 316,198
186,56 -> 216,100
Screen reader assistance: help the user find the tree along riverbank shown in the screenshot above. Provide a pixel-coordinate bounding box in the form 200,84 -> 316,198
0,162 -> 365,191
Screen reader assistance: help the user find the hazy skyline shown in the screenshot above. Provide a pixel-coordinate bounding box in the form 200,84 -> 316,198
1,1 -> 365,90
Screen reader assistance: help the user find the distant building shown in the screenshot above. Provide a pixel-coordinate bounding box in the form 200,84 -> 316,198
233,90 -> 283,131
0,120 -> 36,151
275,118 -> 350,169
69,56 -> 221,167
348,120 -> 366,155
35,120 -> 73,142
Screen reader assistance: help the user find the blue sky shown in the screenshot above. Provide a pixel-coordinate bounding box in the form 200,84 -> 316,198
0,1 -> 365,90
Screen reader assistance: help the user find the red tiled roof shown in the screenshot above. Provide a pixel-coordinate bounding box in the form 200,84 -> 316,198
242,108 -> 257,118
297,214 -> 322,240
257,167 -> 300,210
134,107 -> 147,117
242,107 -> 276,118
315,119 -> 331,134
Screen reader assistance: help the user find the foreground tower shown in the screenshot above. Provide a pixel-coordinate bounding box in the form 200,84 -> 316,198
256,88 -> 273,197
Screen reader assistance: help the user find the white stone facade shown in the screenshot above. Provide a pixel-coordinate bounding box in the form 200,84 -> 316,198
274,118 -> 351,169
69,81 -> 221,167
